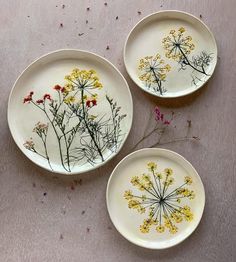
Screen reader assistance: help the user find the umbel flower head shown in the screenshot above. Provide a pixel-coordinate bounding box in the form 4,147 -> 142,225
64,68 -> 103,90
138,54 -> 171,83
124,162 -> 195,235
162,27 -> 195,60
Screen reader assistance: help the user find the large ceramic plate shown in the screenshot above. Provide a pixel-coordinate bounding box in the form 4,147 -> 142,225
124,10 -> 217,98
8,50 -> 133,174
106,148 -> 205,249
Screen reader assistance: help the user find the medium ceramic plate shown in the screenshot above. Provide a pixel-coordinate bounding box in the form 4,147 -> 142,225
106,148 -> 205,249
8,49 -> 133,174
124,10 -> 217,98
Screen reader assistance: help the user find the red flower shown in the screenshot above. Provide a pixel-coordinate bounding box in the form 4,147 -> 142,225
154,106 -> 172,125
91,99 -> 97,106
54,85 -> 62,91
61,87 -> 66,93
86,99 -> 97,107
23,91 -> 34,103
36,99 -> 44,104
43,94 -> 51,100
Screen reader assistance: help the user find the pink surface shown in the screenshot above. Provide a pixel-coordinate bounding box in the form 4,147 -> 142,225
0,0 -> 235,261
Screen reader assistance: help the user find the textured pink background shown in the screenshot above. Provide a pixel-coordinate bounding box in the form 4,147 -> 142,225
0,0 -> 235,261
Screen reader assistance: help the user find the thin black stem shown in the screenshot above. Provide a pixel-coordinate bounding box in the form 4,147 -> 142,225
81,89 -> 104,162
150,68 -> 163,95
178,46 -> 208,76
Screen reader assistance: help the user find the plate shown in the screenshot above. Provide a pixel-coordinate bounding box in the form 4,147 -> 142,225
106,148 -> 205,249
8,49 -> 133,174
124,10 -> 217,98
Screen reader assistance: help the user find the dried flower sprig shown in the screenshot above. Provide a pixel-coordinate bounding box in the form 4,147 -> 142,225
131,106 -> 199,151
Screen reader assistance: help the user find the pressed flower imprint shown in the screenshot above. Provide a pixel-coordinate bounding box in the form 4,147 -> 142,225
162,27 -> 213,86
138,54 -> 171,95
124,162 -> 195,234
23,68 -> 127,172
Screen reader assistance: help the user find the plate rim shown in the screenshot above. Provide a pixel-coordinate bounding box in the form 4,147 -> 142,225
123,10 -> 218,98
106,147 -> 206,249
7,49 -> 133,175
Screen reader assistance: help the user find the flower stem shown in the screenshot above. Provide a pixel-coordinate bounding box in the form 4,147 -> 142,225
178,47 -> 209,76
81,89 -> 104,162
150,68 -> 163,95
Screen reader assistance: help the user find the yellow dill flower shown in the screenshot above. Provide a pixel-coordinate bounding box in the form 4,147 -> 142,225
142,173 -> 151,182
156,173 -> 163,179
128,200 -> 140,209
64,96 -> 75,104
156,225 -> 165,233
131,176 -> 140,186
124,190 -> 133,200
169,225 -> 178,234
147,162 -> 157,171
93,81 -> 103,89
138,206 -> 146,214
184,176 -> 193,185
178,27 -> 185,33
164,168 -> 173,176
140,224 -> 150,233
65,75 -> 72,81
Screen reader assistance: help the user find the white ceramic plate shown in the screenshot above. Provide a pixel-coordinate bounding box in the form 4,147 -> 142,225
106,148 -> 205,249
8,49 -> 133,174
124,10 -> 217,98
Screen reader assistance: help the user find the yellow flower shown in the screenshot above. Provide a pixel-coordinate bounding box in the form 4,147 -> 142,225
93,81 -> 103,89
164,168 -> 173,176
184,176 -> 193,185
128,200 -> 140,209
169,225 -> 178,234
65,75 -> 72,81
64,96 -> 76,104
124,190 -> 133,200
178,27 -> 185,33
140,224 -> 150,233
142,173 -> 151,182
131,176 -> 140,186
165,64 -> 171,72
170,29 -> 176,35
156,173 -> 163,179
147,162 -> 157,171
167,177 -> 174,186
138,206 -> 146,214
156,225 -> 165,233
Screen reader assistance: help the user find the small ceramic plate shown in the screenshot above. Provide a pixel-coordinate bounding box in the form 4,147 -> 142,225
124,10 -> 217,98
106,148 -> 205,249
8,49 -> 133,174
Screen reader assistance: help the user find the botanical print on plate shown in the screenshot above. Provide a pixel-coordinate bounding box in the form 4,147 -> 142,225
162,27 -> 213,86
23,68 -> 127,172
138,54 -> 171,95
124,162 -> 195,234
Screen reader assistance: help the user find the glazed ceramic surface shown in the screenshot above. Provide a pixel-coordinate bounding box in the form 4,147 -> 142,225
124,11 -> 217,98
106,148 -> 205,249
8,50 -> 133,174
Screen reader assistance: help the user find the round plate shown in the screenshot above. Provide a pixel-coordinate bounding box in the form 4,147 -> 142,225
106,148 -> 205,249
8,49 -> 133,174
124,10 -> 217,98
